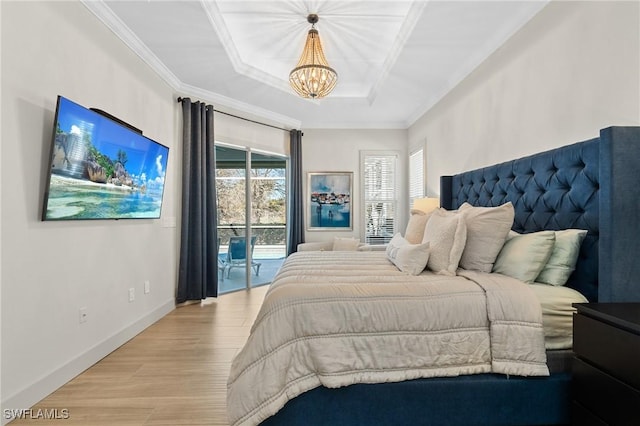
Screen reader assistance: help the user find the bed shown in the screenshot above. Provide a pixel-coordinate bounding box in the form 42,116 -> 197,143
228,126 -> 640,426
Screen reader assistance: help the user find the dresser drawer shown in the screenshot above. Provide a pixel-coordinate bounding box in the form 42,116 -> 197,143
572,357 -> 640,425
573,313 -> 640,389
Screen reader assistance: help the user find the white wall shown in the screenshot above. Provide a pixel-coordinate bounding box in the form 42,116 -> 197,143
215,114 -> 289,157
409,0 -> 640,197
301,129 -> 408,243
0,1 -> 180,417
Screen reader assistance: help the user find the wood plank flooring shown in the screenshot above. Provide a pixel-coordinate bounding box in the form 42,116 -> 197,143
10,287 -> 268,425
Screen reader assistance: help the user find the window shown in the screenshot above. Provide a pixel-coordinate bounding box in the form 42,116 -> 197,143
409,148 -> 424,209
361,151 -> 398,245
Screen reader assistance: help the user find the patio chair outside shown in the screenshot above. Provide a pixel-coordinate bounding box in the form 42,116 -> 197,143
222,236 -> 261,278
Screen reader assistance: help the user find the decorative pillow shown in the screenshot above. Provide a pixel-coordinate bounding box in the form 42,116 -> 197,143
458,202 -> 514,273
492,231 -> 556,283
386,233 -> 430,275
332,237 -> 360,251
404,209 -> 432,244
297,241 -> 334,252
536,229 -> 588,286
421,209 -> 467,276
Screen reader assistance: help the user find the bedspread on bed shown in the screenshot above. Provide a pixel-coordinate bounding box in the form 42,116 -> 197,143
227,251 -> 549,426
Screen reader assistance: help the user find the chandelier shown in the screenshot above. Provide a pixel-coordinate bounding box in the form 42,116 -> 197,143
289,14 -> 338,99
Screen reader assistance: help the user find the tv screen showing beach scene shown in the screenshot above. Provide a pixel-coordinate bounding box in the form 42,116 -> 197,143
42,96 -> 169,220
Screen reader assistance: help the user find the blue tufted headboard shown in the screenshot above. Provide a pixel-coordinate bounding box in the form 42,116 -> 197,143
440,126 -> 640,303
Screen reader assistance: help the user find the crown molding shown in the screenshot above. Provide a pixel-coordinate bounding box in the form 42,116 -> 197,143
177,83 -> 302,130
405,0 -> 549,128
81,0 -> 182,89
81,0 -> 301,130
366,0 -> 427,106
200,0 -> 295,96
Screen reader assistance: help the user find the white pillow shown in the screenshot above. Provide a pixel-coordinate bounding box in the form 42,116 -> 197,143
421,209 -> 467,276
386,233 -> 430,275
332,237 -> 360,251
458,202 -> 514,273
492,231 -> 556,283
536,229 -> 588,286
404,209 -> 432,244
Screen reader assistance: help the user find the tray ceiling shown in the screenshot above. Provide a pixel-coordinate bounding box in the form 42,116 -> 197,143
85,1 -> 548,129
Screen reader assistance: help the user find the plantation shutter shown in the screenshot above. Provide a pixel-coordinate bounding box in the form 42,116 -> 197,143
409,148 -> 424,209
361,152 -> 398,245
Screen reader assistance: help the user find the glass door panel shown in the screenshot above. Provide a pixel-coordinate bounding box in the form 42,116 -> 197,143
216,145 -> 247,293
250,151 -> 287,287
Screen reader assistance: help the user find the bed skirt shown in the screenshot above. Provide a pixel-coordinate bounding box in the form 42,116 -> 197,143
260,371 -> 571,426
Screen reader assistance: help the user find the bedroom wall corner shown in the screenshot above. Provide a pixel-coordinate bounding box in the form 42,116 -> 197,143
408,0 -> 640,197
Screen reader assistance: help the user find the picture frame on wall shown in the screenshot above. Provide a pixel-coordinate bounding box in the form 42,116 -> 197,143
307,172 -> 353,231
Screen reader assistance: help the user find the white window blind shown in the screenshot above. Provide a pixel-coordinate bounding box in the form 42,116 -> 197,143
409,148 -> 424,209
361,152 -> 398,245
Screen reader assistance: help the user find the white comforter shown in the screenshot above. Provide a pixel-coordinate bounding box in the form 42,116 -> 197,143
227,251 -> 549,426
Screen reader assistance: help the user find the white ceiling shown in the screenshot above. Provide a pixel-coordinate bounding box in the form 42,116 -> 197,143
84,1 -> 548,129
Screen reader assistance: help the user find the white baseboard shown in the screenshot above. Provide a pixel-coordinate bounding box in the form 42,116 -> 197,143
1,299 -> 175,425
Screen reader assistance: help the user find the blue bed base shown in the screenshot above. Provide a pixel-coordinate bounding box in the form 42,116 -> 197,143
260,126 -> 640,425
261,373 -> 571,426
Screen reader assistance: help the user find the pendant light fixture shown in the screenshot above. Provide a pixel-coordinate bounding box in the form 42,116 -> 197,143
289,14 -> 338,99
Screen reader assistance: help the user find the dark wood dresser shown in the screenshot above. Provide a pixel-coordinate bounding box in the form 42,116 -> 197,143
572,303 -> 640,425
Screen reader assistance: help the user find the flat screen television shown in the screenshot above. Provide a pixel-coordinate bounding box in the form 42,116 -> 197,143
42,95 -> 169,220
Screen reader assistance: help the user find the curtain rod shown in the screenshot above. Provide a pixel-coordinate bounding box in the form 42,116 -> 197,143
177,97 -> 291,132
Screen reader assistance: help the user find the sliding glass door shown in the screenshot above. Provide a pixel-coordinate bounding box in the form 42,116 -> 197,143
216,144 -> 287,293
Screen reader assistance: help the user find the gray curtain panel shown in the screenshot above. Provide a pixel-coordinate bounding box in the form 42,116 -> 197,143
287,129 -> 304,255
176,98 -> 218,303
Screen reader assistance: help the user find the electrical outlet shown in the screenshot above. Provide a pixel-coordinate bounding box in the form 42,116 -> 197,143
79,307 -> 88,324
129,288 -> 135,302
144,280 -> 150,294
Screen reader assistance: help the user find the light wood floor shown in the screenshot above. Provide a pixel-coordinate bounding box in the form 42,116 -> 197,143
11,286 -> 269,426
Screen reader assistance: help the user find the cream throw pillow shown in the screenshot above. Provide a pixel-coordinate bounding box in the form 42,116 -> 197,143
458,202 -> 514,273
386,233 -> 430,275
536,229 -> 588,286
404,209 -> 432,244
332,237 -> 360,251
422,209 -> 467,276
493,230 -> 556,283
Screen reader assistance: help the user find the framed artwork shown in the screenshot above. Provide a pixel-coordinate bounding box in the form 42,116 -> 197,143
307,172 -> 353,231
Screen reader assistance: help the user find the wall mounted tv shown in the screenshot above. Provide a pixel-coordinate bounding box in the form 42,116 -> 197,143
42,96 -> 169,220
